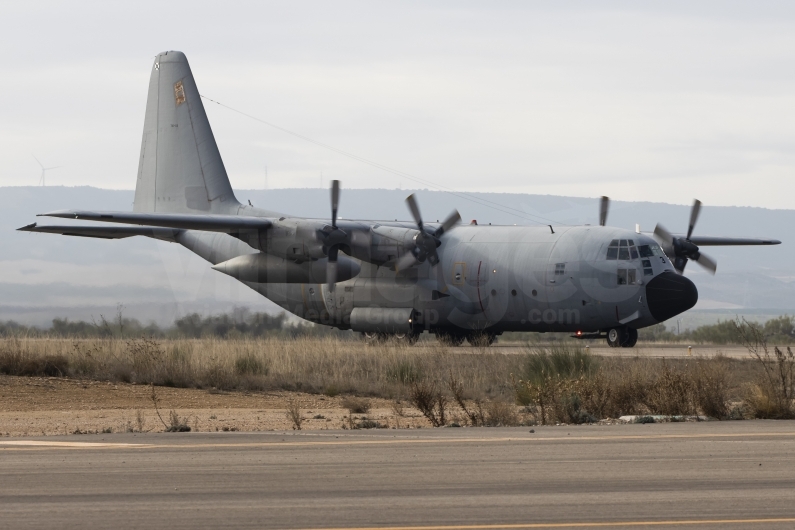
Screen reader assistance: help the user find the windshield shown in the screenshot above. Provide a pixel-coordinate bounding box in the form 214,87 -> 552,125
639,243 -> 664,258
606,239 -> 640,261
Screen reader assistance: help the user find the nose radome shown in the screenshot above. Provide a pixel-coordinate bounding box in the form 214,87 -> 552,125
645,271 -> 698,323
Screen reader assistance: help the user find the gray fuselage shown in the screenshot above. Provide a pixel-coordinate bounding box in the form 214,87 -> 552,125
176,220 -> 690,335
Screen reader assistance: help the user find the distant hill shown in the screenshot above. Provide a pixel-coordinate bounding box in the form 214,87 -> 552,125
2,186 -> 791,327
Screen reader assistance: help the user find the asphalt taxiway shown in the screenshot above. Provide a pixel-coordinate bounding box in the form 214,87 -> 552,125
2,421 -> 795,529
478,343 -> 752,359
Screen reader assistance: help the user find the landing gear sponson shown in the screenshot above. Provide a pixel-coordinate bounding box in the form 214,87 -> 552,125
364,329 -> 498,347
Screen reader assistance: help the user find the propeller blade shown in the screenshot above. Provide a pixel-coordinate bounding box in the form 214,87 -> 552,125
435,210 -> 461,237
599,196 -> 609,226
327,245 -> 339,292
395,251 -> 418,271
695,252 -> 717,275
330,180 -> 340,228
687,199 -> 701,240
653,223 -> 674,245
653,223 -> 677,262
405,194 -> 424,231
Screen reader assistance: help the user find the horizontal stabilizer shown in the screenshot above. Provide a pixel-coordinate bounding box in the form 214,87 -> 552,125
39,210 -> 272,232
18,223 -> 181,242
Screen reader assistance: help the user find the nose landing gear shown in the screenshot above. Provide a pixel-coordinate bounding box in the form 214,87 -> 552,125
606,327 -> 638,348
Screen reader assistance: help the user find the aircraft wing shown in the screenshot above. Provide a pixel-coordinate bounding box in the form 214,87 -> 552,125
18,223 -> 181,242
38,210 -> 273,232
686,236 -> 781,246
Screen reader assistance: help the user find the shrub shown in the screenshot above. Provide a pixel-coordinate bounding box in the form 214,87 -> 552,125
645,362 -> 693,416
341,396 -> 371,414
484,400 -> 520,426
166,410 -> 191,432
285,400 -> 303,430
556,392 -> 597,425
734,319 -> 795,419
410,381 -> 447,427
692,356 -> 731,419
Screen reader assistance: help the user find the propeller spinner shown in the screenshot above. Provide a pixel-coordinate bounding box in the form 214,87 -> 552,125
396,194 -> 461,270
653,199 -> 717,275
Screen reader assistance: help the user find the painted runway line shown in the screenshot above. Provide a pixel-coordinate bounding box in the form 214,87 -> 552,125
296,518 -> 795,529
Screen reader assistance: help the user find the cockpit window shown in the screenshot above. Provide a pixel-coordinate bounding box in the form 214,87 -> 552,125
639,244 -> 664,258
606,239 -> 638,261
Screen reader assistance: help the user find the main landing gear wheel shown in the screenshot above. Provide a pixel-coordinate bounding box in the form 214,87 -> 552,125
363,332 -> 386,344
623,328 -> 638,348
606,327 -> 625,348
606,327 -> 638,348
363,331 -> 418,345
393,331 -> 419,345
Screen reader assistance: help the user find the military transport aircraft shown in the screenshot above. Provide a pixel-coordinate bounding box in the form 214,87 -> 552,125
19,51 -> 781,347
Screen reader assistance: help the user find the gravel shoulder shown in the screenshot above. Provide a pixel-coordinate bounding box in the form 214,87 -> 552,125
0,375 -> 427,436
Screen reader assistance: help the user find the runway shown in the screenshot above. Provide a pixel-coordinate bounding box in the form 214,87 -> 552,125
2,422 -> 795,529
476,343 -> 751,359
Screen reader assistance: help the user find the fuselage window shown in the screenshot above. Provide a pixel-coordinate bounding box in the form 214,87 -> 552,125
642,259 -> 653,276
554,263 -> 566,276
618,268 -> 638,285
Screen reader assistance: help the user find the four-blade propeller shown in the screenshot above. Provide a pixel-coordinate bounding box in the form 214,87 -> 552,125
321,180 -> 348,291
320,182 -> 461,289
653,199 -> 717,275
396,194 -> 461,270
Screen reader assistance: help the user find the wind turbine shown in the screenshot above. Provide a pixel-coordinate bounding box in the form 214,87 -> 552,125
33,155 -> 59,186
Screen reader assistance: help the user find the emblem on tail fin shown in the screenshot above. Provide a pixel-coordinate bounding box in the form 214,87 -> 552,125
174,80 -> 185,106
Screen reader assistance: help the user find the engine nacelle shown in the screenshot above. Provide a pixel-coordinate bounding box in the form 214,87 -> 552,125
347,225 -> 418,265
212,253 -> 360,284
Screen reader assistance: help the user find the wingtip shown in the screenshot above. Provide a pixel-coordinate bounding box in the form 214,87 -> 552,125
37,210 -> 74,218
17,223 -> 37,232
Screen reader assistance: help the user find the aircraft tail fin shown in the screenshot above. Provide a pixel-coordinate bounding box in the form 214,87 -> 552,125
133,51 -> 240,214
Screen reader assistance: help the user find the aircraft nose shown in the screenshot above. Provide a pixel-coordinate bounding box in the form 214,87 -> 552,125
645,271 -> 698,323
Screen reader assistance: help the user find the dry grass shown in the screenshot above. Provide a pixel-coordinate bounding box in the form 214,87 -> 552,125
0,337 -> 523,400
734,319 -> 795,419
514,349 -> 769,424
0,336 -> 784,424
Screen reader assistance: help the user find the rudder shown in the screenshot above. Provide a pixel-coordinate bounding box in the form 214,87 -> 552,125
134,51 -> 239,214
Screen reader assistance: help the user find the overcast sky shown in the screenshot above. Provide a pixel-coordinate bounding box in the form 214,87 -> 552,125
2,1 -> 794,209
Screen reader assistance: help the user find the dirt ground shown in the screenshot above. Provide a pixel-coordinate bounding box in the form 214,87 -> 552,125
0,375 -> 430,436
